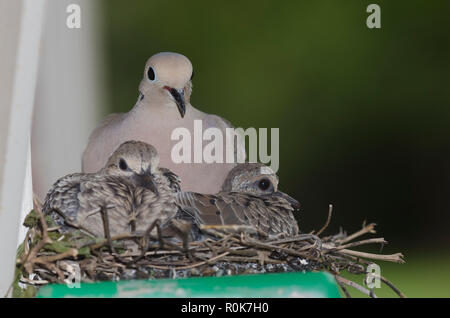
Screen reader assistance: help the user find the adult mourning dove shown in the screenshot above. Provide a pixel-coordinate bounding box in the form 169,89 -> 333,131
43,141 -> 179,238
176,163 -> 300,239
82,52 -> 245,195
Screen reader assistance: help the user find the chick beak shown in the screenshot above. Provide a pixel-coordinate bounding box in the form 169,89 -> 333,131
164,86 -> 186,118
274,191 -> 301,211
133,173 -> 159,195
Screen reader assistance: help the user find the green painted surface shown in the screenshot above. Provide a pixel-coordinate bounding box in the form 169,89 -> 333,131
36,272 -> 340,298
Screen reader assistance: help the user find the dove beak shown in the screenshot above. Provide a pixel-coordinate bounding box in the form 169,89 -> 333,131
133,173 -> 159,195
274,191 -> 301,211
164,86 -> 186,118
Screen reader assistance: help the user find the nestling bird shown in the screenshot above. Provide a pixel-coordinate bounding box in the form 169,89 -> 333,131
82,52 -> 245,195
43,141 -> 180,238
175,163 -> 300,238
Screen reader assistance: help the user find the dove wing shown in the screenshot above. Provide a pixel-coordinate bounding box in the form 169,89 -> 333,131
75,175 -> 136,237
158,167 -> 181,192
175,191 -> 298,236
43,173 -> 84,227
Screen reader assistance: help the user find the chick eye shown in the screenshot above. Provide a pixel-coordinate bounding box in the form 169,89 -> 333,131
147,67 -> 156,81
119,158 -> 128,171
258,178 -> 271,191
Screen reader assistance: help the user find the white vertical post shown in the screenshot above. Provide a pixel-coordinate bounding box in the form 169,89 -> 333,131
18,144 -> 34,246
31,0 -> 104,203
0,0 -> 47,297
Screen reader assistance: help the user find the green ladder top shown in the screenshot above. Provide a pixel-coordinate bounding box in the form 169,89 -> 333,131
36,271 -> 341,298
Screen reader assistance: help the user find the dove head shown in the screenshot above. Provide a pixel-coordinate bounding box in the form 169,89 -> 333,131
102,141 -> 160,193
222,163 -> 279,195
139,52 -> 194,118
222,163 -> 301,210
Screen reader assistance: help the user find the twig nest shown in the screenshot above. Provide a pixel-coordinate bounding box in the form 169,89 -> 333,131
13,209 -> 406,298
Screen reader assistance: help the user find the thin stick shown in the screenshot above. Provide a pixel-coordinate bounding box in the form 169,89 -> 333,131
376,274 -> 407,298
145,251 -> 230,270
19,229 -> 32,264
100,205 -> 115,253
223,256 -> 283,264
339,223 -> 377,244
338,249 -> 405,263
241,237 -> 308,258
129,219 -> 162,264
328,238 -> 387,251
34,248 -> 78,264
316,204 -> 333,236
200,224 -> 267,238
22,208 -> 52,273
267,234 -> 320,245
51,207 -> 97,237
33,194 -> 43,212
20,277 -> 49,286
88,233 -> 137,250
334,275 -> 352,298
335,275 -> 377,298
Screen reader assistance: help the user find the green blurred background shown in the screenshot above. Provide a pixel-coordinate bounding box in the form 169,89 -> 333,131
100,0 -> 450,297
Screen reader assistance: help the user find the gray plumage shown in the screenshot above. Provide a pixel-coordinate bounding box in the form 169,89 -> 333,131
43,141 -> 179,238
45,140 -> 299,244
175,163 -> 300,238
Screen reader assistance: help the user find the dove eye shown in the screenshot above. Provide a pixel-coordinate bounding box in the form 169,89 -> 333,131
147,67 -> 156,81
258,178 -> 271,191
119,158 -> 128,171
